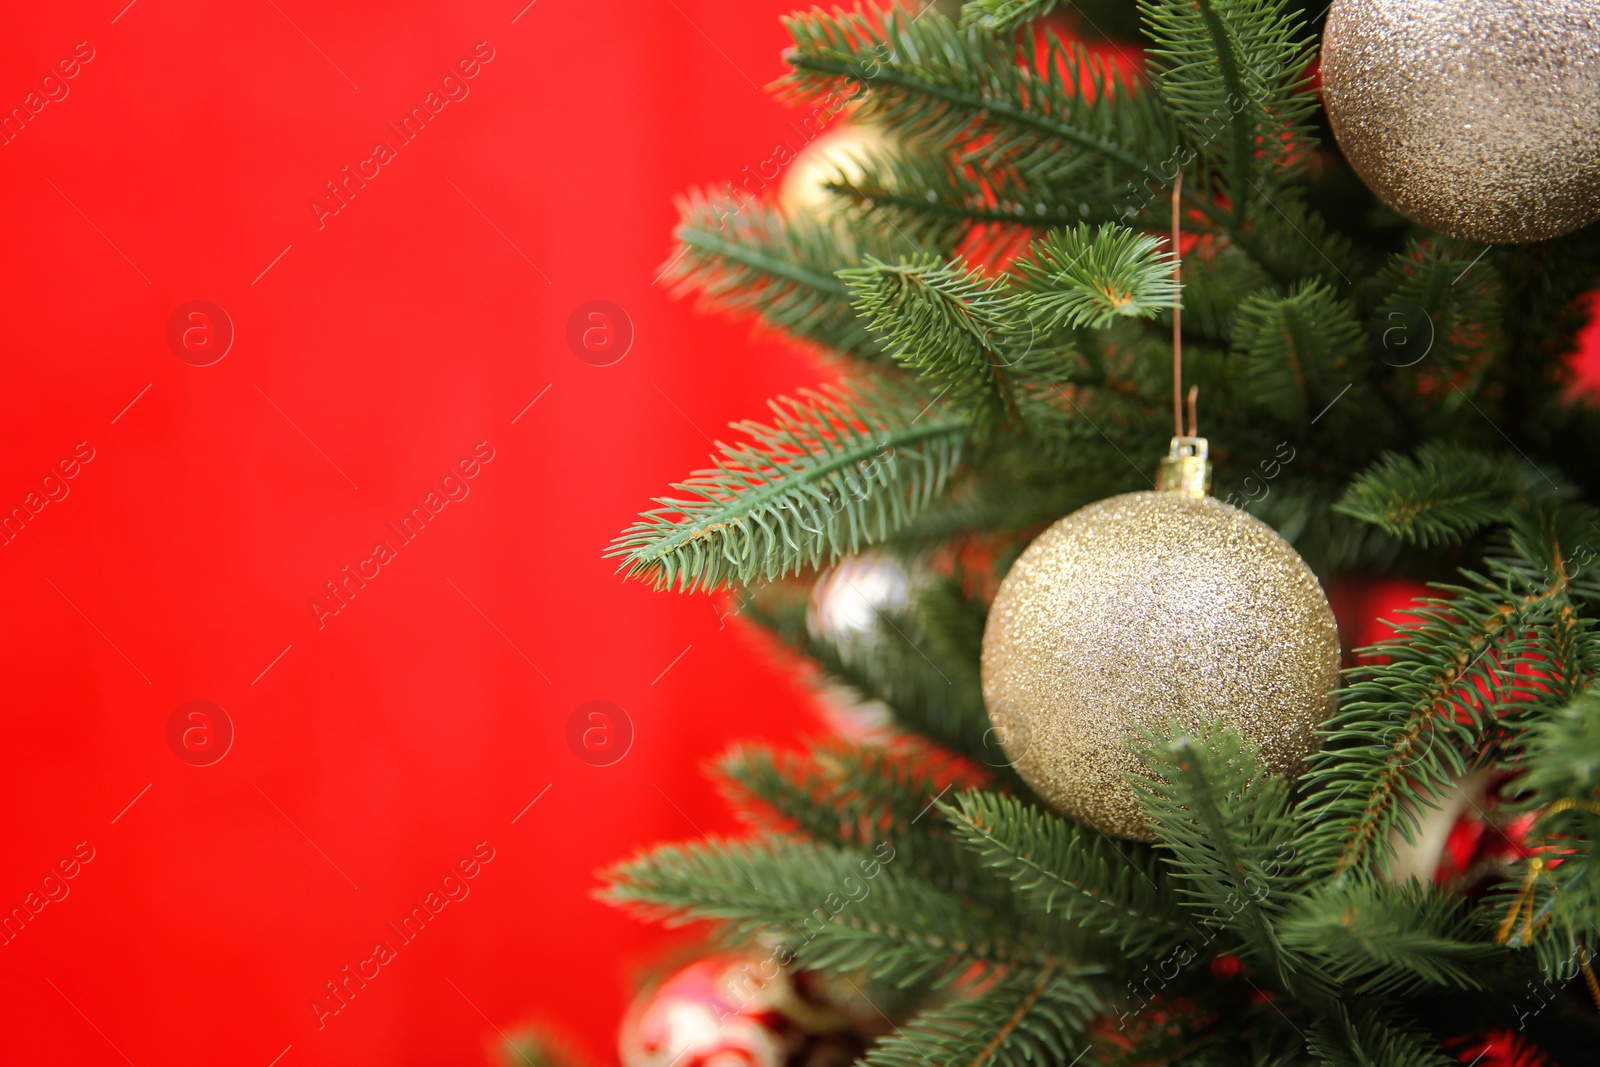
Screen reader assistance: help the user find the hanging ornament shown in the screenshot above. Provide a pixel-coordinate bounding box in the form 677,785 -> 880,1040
618,957 -> 878,1067
1320,0 -> 1600,245
981,467 -> 1342,839
779,124 -> 890,221
979,174 -> 1341,840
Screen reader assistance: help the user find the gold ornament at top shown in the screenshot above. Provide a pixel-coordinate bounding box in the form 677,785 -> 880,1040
980,441 -> 1341,840
779,124 -> 891,221
1320,0 -> 1600,245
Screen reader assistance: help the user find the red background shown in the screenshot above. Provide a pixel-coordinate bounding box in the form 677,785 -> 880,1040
3,3 -> 1597,1065
0,1 -> 825,1063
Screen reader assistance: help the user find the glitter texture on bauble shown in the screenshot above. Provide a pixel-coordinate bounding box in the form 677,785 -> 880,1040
1320,0 -> 1600,245
981,492 -> 1341,840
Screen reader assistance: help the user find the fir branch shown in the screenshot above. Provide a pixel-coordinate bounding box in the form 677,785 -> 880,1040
1298,542 -> 1581,879
1496,694 -> 1600,979
961,0 -> 1064,34
1173,238 -> 1275,341
1132,724 -> 1321,993
840,256 -> 1041,429
945,790 -> 1186,955
1229,278 -> 1369,427
739,572 -> 997,764
601,836 -> 1088,986
825,148 -> 1116,250
1236,473 -> 1406,579
1510,694 -> 1600,825
1277,879 -> 1501,995
1367,239 -> 1505,419
608,383 -> 967,592
825,149 -> 984,253
886,576 -> 1006,761
1233,187 -> 1361,287
1017,223 -> 1181,330
1334,444 -> 1562,548
718,741 -> 1007,906
779,7 -> 1176,189
1487,505 -> 1600,606
1137,0 -> 1318,218
1305,1009 -> 1456,1067
859,967 -> 1100,1067
779,6 -> 1318,284
875,440 -> 1129,552
720,740 -> 972,845
664,192 -> 905,361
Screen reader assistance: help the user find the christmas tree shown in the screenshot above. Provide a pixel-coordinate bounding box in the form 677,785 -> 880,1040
596,2 -> 1600,1064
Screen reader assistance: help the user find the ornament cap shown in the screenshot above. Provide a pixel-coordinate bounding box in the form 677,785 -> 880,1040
1156,436 -> 1211,498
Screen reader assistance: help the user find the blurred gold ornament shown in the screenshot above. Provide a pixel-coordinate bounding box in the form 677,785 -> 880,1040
779,124 -> 889,219
1321,0 -> 1600,244
980,440 -> 1341,840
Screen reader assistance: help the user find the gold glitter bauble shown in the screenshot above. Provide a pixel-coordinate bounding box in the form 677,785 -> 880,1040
1320,0 -> 1600,245
779,124 -> 890,219
980,492 -> 1340,840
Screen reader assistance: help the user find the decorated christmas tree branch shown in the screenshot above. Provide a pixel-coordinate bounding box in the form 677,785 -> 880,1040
1133,727 -> 1319,993
1335,444 -> 1563,548
608,384 -> 967,592
857,967 -> 1099,1067
1300,556 -> 1580,879
606,0 -> 1600,1061
945,790 -> 1185,955
602,836 -> 1094,984
779,4 -> 1332,285
1138,0 -> 1318,219
664,193 -> 903,362
1276,879 -> 1501,995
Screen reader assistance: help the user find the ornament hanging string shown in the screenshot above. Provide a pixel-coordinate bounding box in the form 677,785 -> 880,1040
1171,172 -> 1197,439
1172,171 -> 1183,438
1153,171 -> 1208,498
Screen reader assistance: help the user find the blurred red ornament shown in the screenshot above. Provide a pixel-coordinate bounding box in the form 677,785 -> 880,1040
1326,576 -> 1434,656
1449,1028 -> 1554,1067
618,958 -> 877,1067
1565,290 -> 1600,403
1436,788 -> 1539,891
1209,954 -> 1243,980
